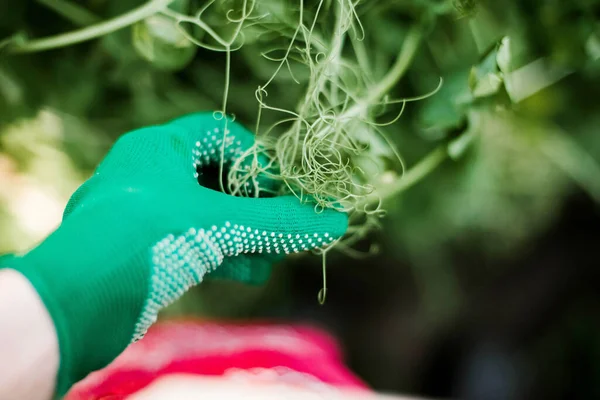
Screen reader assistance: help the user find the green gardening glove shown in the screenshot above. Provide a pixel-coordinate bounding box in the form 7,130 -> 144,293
2,112 -> 347,396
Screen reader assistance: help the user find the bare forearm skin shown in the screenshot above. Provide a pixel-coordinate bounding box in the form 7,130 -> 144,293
0,269 -> 59,400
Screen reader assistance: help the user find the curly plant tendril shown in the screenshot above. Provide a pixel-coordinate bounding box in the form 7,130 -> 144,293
318,250 -> 328,305
226,4 -> 433,238
161,0 -> 261,194
6,0 -> 448,302
199,0 -> 442,301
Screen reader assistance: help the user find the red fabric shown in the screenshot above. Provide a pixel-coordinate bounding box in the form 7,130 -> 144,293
65,320 -> 368,400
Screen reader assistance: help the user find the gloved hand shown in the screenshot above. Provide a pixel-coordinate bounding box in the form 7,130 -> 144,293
1,112 -> 347,396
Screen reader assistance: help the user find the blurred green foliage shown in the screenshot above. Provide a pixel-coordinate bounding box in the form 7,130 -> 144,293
1,0 -> 599,336
1,1 -> 599,397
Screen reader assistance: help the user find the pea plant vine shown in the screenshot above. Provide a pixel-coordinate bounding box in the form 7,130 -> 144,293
4,0 -> 459,303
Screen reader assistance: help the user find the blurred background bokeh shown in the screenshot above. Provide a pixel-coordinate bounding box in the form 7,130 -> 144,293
1,0 -> 599,399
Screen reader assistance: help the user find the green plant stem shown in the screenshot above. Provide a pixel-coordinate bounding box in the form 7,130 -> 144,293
367,26 -> 422,104
36,0 -> 100,26
341,25 -> 423,121
218,49 -> 232,194
10,0 -> 176,53
540,129 -> 600,204
351,33 -> 373,80
318,250 -> 327,305
328,0 -> 346,107
363,145 -> 448,207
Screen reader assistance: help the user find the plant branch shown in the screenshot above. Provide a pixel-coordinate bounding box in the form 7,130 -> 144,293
10,0 -> 176,53
341,25 -> 423,121
367,25 -> 422,104
362,145 -> 448,208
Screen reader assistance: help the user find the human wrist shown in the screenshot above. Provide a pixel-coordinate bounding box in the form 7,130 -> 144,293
0,269 -> 59,400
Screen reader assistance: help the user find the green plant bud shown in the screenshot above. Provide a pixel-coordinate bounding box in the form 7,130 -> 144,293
132,14 -> 196,71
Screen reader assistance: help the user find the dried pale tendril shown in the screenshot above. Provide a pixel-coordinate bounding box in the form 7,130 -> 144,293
224,1 -> 441,249
6,0 -> 446,303
159,0 -> 444,302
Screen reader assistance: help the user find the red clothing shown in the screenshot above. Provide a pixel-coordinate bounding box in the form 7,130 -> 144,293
65,320 -> 368,399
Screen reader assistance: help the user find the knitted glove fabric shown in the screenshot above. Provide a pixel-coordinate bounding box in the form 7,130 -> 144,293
3,112 -> 347,397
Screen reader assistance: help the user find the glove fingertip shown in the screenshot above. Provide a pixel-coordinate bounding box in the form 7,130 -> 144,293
318,206 -> 349,240
236,195 -> 349,240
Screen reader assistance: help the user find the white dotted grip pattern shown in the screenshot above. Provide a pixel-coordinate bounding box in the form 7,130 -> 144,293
132,125 -> 337,341
132,222 -> 335,341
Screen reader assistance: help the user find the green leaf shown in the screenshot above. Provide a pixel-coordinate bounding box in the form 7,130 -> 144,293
468,45 -> 503,98
418,68 -> 472,135
585,33 -> 600,61
496,36 -> 511,74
